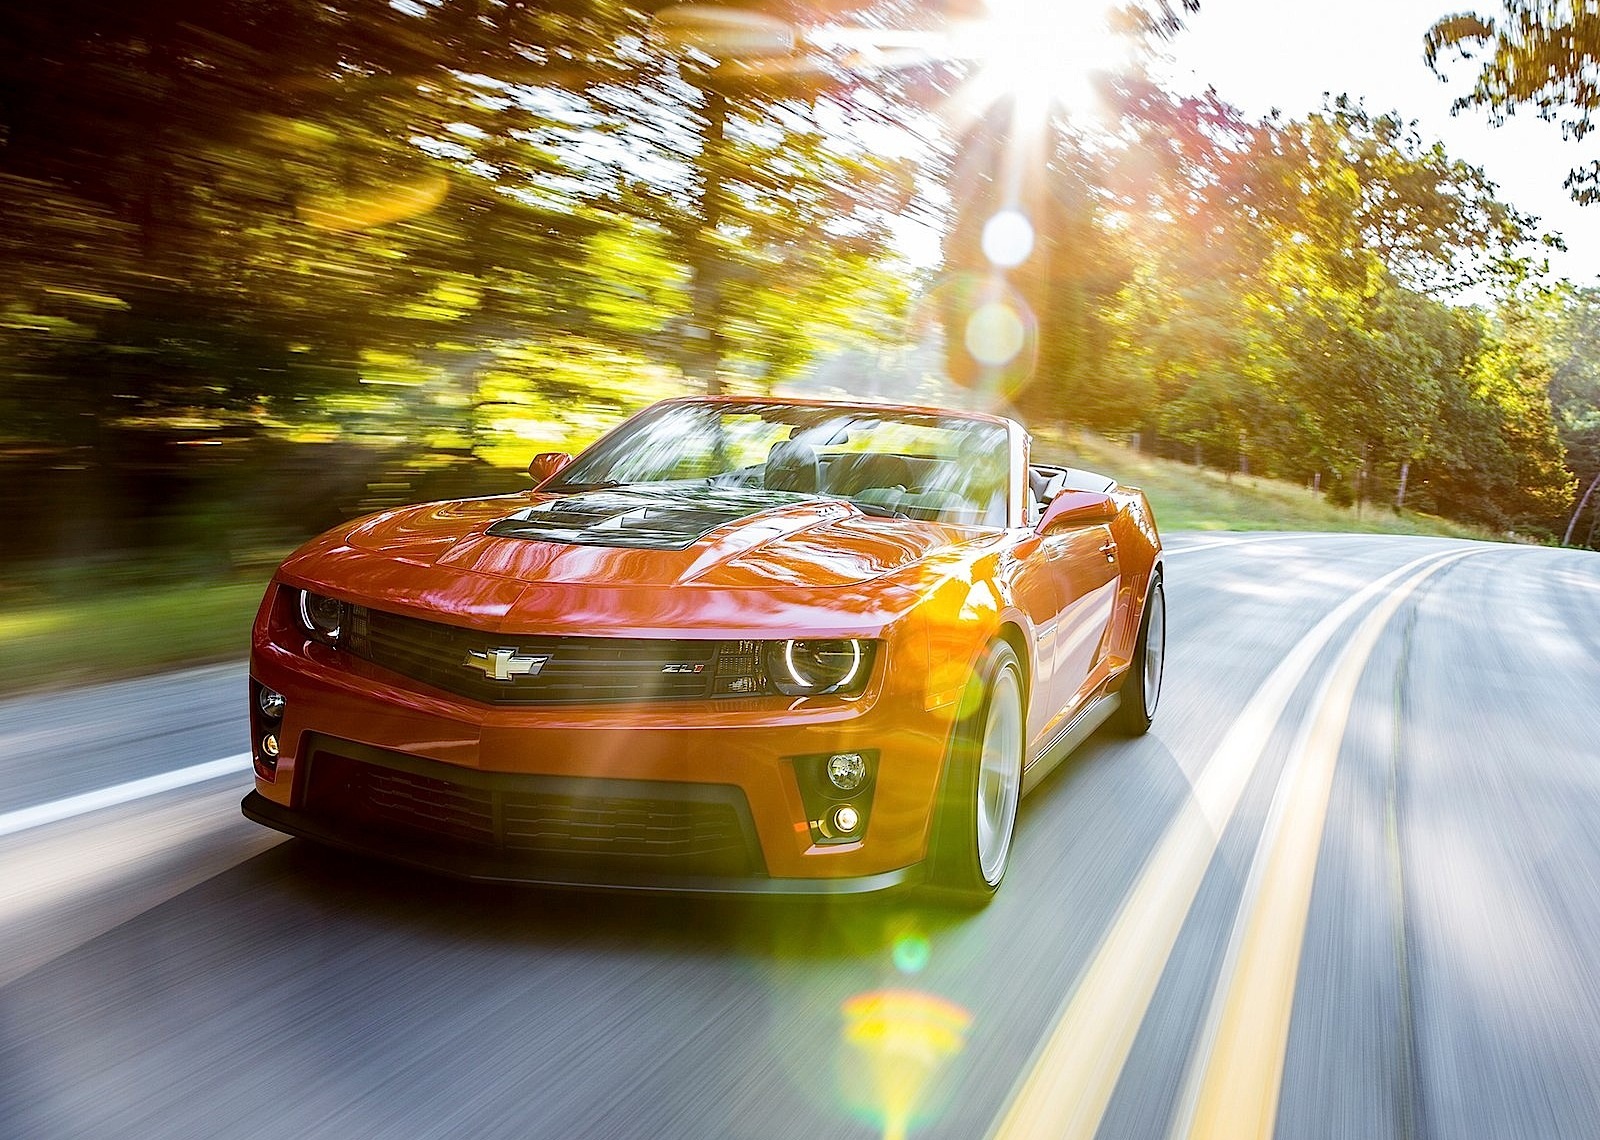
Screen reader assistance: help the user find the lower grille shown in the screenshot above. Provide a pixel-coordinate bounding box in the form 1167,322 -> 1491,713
304,746 -> 763,876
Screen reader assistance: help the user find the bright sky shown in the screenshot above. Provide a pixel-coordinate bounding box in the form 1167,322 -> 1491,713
1152,0 -> 1600,287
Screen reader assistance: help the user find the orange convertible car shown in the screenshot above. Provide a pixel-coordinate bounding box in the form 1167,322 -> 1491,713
242,397 -> 1164,901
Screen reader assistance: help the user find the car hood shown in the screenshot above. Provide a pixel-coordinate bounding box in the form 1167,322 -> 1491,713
287,486 -> 985,593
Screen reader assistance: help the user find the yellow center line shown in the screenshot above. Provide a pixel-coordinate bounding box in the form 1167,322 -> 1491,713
1171,550 -> 1474,1140
988,548 -> 1468,1140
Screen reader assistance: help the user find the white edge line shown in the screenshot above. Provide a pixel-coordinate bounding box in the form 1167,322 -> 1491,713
0,753 -> 253,839
1163,534 -> 1321,556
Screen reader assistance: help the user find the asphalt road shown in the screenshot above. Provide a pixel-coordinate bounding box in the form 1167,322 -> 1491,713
2,532 -> 1598,1140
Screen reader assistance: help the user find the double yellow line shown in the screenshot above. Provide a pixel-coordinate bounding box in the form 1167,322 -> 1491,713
990,548 -> 1474,1140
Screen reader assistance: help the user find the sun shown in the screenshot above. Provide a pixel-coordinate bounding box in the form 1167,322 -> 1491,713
948,0 -> 1127,129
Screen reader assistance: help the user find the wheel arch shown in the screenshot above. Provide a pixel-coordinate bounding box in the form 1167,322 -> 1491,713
996,620 -> 1031,710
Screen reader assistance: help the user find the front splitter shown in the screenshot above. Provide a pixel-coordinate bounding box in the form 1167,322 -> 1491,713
241,791 -> 922,897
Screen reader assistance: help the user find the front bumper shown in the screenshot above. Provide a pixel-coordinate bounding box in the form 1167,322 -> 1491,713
248,603 -> 963,885
241,791 -> 922,895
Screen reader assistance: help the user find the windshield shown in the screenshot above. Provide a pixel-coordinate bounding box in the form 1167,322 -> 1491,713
548,402 -> 1010,526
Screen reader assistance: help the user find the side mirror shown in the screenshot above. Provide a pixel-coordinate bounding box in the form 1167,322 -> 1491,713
527,451 -> 572,487
1037,489 -> 1117,534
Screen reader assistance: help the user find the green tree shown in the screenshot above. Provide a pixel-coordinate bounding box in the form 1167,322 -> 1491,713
1426,2 -> 1600,201
0,0 -> 926,559
1533,287 -> 1600,544
1460,301 -> 1575,529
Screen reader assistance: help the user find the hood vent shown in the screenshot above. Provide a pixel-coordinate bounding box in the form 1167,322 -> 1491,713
486,487 -> 804,551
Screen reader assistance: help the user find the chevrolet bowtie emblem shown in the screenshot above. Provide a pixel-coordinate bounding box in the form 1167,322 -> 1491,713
462,647 -> 550,682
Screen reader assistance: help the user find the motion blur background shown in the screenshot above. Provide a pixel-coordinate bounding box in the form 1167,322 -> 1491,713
4,0 -> 1600,691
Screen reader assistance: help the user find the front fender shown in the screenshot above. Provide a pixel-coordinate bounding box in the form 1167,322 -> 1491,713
909,565 -> 1037,712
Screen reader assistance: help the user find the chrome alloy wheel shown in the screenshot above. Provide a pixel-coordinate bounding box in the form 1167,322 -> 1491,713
1143,581 -> 1166,720
976,663 -> 1024,885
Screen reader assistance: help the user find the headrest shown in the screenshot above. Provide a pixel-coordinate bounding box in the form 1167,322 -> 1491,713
828,452 -> 914,496
765,439 -> 820,493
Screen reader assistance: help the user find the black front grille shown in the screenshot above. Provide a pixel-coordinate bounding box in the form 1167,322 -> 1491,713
346,607 -> 770,705
305,747 -> 762,876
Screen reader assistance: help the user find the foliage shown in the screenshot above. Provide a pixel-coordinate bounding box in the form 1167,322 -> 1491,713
0,0 -> 1593,573
1540,287 -> 1600,474
0,0 -> 919,561
1533,286 -> 1600,542
961,80 -> 1582,540
1426,2 -> 1600,202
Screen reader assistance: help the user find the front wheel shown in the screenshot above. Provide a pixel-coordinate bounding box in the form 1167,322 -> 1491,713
1112,574 -> 1165,736
926,641 -> 1026,904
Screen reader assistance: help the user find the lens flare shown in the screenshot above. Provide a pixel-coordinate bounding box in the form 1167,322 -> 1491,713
908,271 -> 1038,403
965,301 -> 1027,366
981,210 -> 1036,268
839,990 -> 973,1139
892,934 -> 932,974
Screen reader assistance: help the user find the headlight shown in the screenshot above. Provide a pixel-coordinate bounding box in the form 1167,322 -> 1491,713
297,590 -> 346,646
763,638 -> 873,696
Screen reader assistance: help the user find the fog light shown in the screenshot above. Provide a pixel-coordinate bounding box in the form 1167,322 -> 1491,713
258,687 -> 286,718
261,733 -> 280,759
826,752 -> 867,791
832,804 -> 861,834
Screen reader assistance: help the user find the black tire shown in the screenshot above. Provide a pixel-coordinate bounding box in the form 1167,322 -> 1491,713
924,641 -> 1026,905
1112,574 -> 1165,736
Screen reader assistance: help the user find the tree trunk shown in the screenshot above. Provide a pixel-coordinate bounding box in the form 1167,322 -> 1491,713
1396,461 -> 1410,512
1563,469 -> 1600,547
1357,440 -> 1368,518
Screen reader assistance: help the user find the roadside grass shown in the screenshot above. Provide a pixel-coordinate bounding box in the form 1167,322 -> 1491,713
1,435 -> 1510,696
1035,429 -> 1503,541
0,577 -> 267,696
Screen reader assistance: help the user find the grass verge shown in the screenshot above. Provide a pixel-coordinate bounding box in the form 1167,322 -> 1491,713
1,436 -> 1509,696
1038,430 -> 1503,541
0,577 -> 267,696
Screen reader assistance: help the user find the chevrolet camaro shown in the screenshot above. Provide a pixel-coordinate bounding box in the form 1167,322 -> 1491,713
242,396 -> 1165,902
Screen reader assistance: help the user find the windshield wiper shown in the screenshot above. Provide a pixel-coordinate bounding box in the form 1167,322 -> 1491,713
847,499 -> 909,519
551,480 -> 627,492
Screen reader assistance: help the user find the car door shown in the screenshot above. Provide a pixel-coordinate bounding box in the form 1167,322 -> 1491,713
1042,519 -> 1121,717
1008,533 -> 1070,748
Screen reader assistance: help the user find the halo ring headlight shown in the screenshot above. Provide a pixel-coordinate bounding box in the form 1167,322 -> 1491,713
297,590 -> 345,645
765,638 -> 871,696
